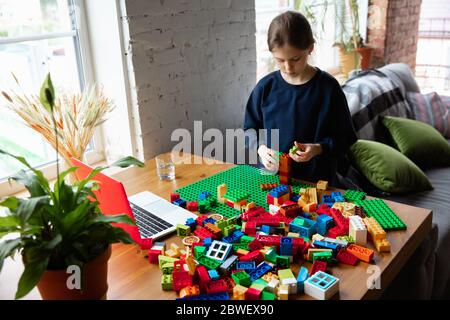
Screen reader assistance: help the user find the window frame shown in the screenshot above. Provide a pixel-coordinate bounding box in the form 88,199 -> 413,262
0,0 -> 105,197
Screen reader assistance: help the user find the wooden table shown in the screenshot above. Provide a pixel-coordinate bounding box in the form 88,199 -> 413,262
0,153 -> 432,300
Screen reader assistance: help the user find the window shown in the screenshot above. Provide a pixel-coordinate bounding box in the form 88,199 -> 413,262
255,0 -> 368,80
0,0 -> 104,196
416,0 -> 450,94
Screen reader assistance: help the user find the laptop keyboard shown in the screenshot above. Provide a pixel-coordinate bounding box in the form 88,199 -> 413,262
130,202 -> 173,238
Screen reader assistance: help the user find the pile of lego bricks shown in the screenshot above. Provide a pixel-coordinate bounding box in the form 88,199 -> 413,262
144,164 -> 406,300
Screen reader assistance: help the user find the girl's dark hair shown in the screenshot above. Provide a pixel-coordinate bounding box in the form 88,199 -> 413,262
267,11 -> 315,51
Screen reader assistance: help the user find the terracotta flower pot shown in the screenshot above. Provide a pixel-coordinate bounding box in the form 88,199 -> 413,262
338,47 -> 360,79
356,47 -> 373,70
36,246 -> 111,300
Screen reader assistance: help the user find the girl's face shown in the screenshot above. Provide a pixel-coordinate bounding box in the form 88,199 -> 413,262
271,44 -> 314,78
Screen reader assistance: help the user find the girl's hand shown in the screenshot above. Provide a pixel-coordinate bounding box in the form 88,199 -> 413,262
289,141 -> 323,162
258,145 -> 279,171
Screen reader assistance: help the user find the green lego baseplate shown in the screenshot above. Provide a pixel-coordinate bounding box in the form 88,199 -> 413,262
175,165 -> 311,218
344,189 -> 366,202
355,199 -> 407,231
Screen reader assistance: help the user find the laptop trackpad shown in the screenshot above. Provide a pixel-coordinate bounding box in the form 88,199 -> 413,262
143,200 -> 180,217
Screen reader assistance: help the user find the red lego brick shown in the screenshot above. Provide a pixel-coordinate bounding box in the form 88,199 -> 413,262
196,215 -> 208,226
170,193 -> 180,203
173,270 -> 193,291
222,277 -> 236,294
266,193 -> 275,205
195,266 -> 211,291
256,234 -> 281,247
327,226 -> 347,238
336,248 -> 359,266
226,200 -> 234,208
279,203 -> 301,218
243,221 -> 257,235
260,183 -> 278,191
206,279 -> 228,294
148,249 -> 160,264
248,239 -> 263,251
310,260 -> 327,276
317,204 -> 332,215
239,250 -> 264,264
194,227 -> 215,240
139,238 -> 153,250
245,287 -> 262,300
330,208 -> 349,232
187,201 -> 198,211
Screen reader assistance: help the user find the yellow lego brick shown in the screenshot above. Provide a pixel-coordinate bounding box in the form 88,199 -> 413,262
262,272 -> 279,282
165,249 -> 180,258
374,238 -> 391,252
307,188 -> 318,204
233,284 -> 248,300
287,232 -> 300,238
236,249 -> 250,256
170,243 -> 180,253
312,234 -> 325,242
363,217 -> 387,241
317,180 -> 328,191
277,284 -> 289,300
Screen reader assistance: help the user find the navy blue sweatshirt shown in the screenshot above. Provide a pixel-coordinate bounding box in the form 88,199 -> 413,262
244,68 -> 357,185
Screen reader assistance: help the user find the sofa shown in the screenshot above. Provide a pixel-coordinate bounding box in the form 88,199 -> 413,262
340,63 -> 450,299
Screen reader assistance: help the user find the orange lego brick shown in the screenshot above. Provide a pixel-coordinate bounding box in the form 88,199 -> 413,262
347,244 -> 374,263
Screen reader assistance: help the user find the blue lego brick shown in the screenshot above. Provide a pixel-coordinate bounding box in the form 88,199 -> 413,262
208,269 -> 220,280
177,292 -> 230,300
316,214 -> 334,236
289,217 -> 317,238
296,266 -> 309,294
261,225 -> 271,234
203,217 -> 216,226
269,185 -> 290,198
301,211 -> 312,219
280,237 -> 293,256
232,230 -> 245,240
236,261 -> 256,272
331,191 -> 345,203
249,262 -> 273,282
199,191 -> 211,200
313,240 -> 340,255
203,238 -> 212,248
291,194 -> 300,202
322,194 -> 335,207
173,198 -> 186,208
185,218 -> 196,231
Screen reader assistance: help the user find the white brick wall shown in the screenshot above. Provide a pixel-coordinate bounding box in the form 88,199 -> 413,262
122,0 -> 256,159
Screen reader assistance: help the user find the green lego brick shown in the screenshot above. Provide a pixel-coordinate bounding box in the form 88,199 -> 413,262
265,248 -> 278,264
158,255 -> 178,269
252,278 -> 268,287
175,165 -> 313,219
355,199 -> 407,231
276,255 -> 290,268
278,269 -> 295,281
292,217 -> 305,226
217,220 -> 228,231
161,274 -> 173,291
231,271 -> 251,287
261,291 -> 276,300
197,255 -> 221,270
240,235 -> 255,244
232,243 -> 249,251
312,251 -> 333,263
161,262 -> 174,274
176,224 -> 191,237
336,235 -> 355,244
194,246 -> 206,259
223,225 -> 236,236
344,189 -> 366,202
224,189 -> 249,203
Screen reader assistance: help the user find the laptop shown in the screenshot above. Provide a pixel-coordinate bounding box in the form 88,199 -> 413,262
71,158 -> 198,244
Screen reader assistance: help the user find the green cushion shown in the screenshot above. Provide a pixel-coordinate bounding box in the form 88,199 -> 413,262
349,140 -> 432,193
382,116 -> 450,168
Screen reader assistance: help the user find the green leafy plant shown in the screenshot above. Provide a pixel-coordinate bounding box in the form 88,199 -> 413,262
296,0 -> 364,53
0,73 -> 145,299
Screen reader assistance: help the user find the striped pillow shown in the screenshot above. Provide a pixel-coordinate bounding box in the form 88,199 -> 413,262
406,91 -> 450,138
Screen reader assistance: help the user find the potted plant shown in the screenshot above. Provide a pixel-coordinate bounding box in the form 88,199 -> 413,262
296,0 -> 373,75
0,74 -> 144,299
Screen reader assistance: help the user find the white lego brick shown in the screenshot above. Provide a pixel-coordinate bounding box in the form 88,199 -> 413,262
266,278 -> 280,294
349,215 -> 367,245
269,204 -> 280,215
304,271 -> 339,300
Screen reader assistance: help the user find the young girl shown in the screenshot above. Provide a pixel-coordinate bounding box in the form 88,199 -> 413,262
244,11 -> 357,186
